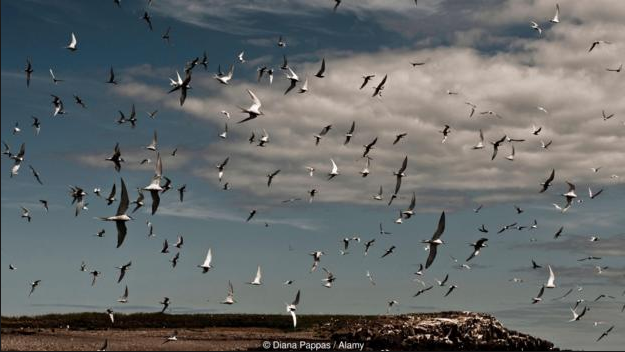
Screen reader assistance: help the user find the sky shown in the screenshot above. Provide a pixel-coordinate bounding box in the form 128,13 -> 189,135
1,0 -> 624,350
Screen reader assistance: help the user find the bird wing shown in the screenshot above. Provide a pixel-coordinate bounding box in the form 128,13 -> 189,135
425,244 -> 438,269
116,221 -> 127,248
117,179 -> 129,215
431,212 -> 446,240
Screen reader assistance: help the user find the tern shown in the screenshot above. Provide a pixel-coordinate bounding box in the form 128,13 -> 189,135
89,270 -> 101,286
360,75 -> 375,89
478,224 -> 488,233
372,74 -> 387,97
539,169 -> 555,193
490,135 -> 507,160
248,265 -> 262,285
601,110 -> 614,121
10,143 -> 26,177
267,170 -> 281,187
588,187 -> 603,199
343,121 -> 356,145
540,140 -> 552,149
394,211 -> 403,224
106,309 -> 114,324
28,280 -> 41,297
505,145 -> 515,161
105,183 -> 116,205
146,131 -> 158,151
39,200 -> 48,212
298,76 -> 309,93
466,238 -> 488,262
21,206 -> 32,222
286,290 -> 300,329
238,51 -> 245,63
550,3 -> 560,23
444,285 -> 458,297
308,189 -> 317,203
497,223 -> 517,234
246,209 -> 257,222
436,274 -> 449,287
473,204 -> 483,213
472,130 -> 485,149
131,189 -> 145,213
315,58 -> 326,78
197,248 -> 212,273
25,58 -> 33,87
219,123 -> 228,139
597,325 -> 615,342
216,157 -> 229,182
221,281 -> 236,304
362,137 -> 377,157
237,89 -> 264,123
530,21 -> 542,36
532,286 -> 545,304
606,63 -> 622,73
159,297 -> 170,313
414,285 -> 433,297
328,158 -> 339,180
161,239 -> 170,254
314,125 -> 332,146
532,125 -> 542,135
73,95 -> 86,108
309,251 -> 324,272
141,11 -> 153,30
117,286 -> 129,303
545,265 -> 556,288
106,67 -> 117,84
97,339 -> 108,352
391,156 -> 408,202
29,165 -> 43,185
402,192 -> 416,219
305,166 -> 315,177
170,253 -> 180,268
360,157 -> 371,177
277,35 -> 286,47
214,64 -> 234,85
589,40 -> 611,52
322,268 -> 336,288
381,246 -> 396,258
373,186 -> 383,200
49,68 -> 63,84
161,26 -> 171,44
143,153 -> 163,215
285,67 -> 300,94
65,32 -> 77,51
105,143 -> 124,172
115,261 -> 131,283
98,178 -> 132,248
569,306 -> 587,322
364,239 -> 375,256
163,332 -> 178,344
258,129 -> 269,147
532,260 -> 542,269
379,223 -> 392,235
422,212 -> 446,269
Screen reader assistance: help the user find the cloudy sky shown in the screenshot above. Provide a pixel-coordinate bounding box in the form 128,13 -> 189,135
1,0 -> 624,350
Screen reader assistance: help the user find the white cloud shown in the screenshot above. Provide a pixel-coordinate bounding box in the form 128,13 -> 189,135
107,6 -> 625,209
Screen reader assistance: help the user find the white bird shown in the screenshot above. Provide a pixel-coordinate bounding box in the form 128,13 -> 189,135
588,187 -> 603,200
117,286 -> 129,303
258,129 -> 270,147
237,89 -> 263,123
216,157 -> 229,182
550,4 -> 560,23
221,110 -> 230,119
537,106 -> 549,114
248,265 -> 262,285
298,76 -> 309,93
569,306 -> 588,322
106,309 -> 114,324
505,145 -> 515,161
285,290 -> 300,329
530,21 -> 542,36
214,64 -> 234,85
422,212 -> 446,269
366,270 -> 376,286
198,248 -> 213,273
49,68 -> 64,84
65,32 -> 77,51
545,265 -> 556,288
98,178 -> 132,248
20,206 -> 32,222
532,286 -> 545,304
328,158 -> 339,180
284,67 -> 300,95
237,51 -> 245,63
360,157 -> 371,177
142,153 -> 163,215
373,186 -> 383,201
472,129 -> 484,149
309,251 -> 324,272
305,166 -> 315,177
221,281 -> 236,305
219,123 -> 228,139
145,131 -> 158,151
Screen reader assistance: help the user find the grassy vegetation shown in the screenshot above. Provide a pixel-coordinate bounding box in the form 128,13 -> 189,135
1,313 -> 379,331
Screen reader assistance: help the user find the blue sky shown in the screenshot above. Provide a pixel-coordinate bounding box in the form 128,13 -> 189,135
1,0 -> 624,350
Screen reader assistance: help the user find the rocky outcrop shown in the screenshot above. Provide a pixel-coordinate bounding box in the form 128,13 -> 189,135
319,311 -> 558,351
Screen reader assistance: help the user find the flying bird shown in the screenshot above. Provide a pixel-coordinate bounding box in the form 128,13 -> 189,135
286,290 -> 300,328
550,4 -> 560,23
422,212 -> 446,269
466,238 -> 488,262
315,58 -> 326,78
198,248 -> 213,273
360,75 -> 375,90
98,178 -> 132,248
372,74 -> 387,97
24,58 -> 33,87
65,32 -> 77,51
